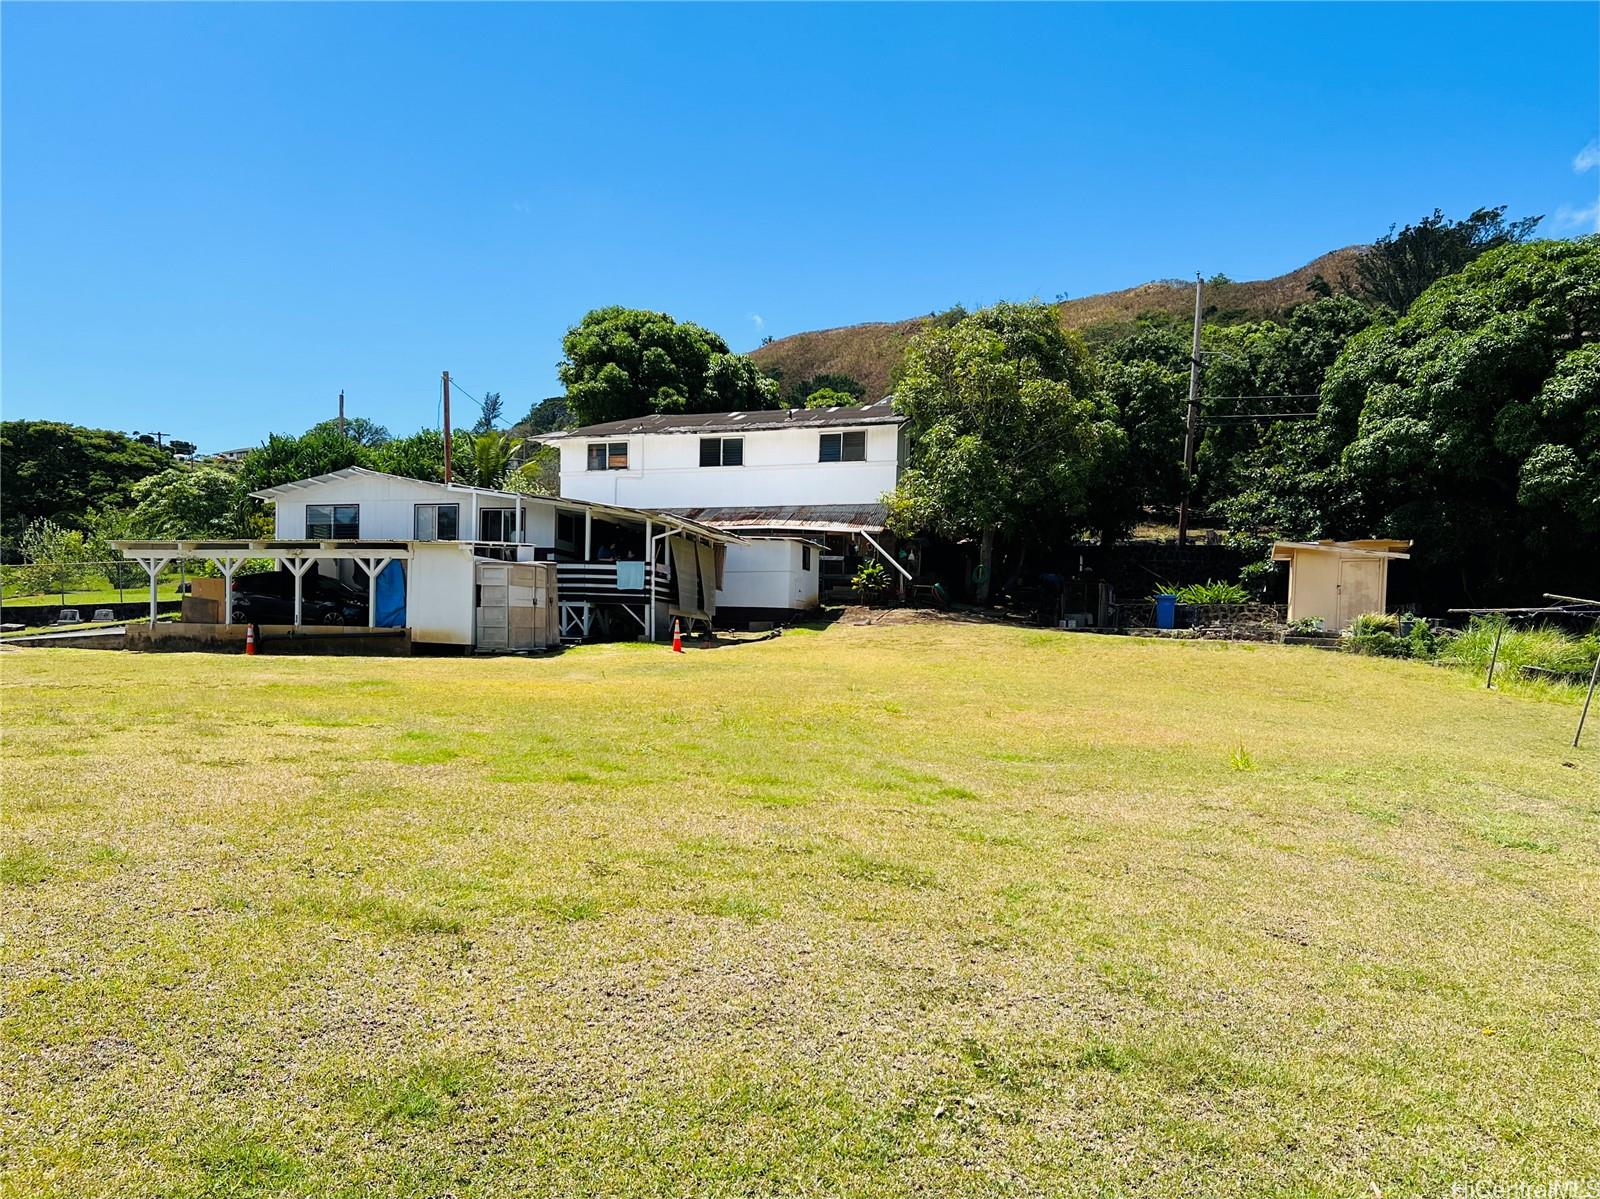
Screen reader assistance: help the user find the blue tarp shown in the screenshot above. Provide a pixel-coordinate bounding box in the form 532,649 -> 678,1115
374,561 -> 406,628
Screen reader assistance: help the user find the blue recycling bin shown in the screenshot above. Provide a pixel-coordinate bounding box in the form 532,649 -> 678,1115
1155,593 -> 1177,629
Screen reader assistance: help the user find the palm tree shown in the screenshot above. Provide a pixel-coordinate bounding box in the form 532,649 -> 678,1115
454,430 -> 523,489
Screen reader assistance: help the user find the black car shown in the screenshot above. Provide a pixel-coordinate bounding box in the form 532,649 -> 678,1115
230,571 -> 369,626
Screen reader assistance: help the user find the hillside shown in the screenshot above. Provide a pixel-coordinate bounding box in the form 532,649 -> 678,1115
751,246 -> 1366,400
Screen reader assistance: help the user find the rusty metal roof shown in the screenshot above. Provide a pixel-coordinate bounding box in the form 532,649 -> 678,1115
660,504 -> 890,534
539,398 -> 900,440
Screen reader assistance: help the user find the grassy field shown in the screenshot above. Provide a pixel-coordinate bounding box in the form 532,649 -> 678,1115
3,621 -> 1597,1197
1,581 -> 182,607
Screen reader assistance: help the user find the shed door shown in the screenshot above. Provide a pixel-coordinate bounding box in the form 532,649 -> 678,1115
1336,558 -> 1383,630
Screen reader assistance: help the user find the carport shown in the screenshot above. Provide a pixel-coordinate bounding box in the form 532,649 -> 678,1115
113,540 -> 413,628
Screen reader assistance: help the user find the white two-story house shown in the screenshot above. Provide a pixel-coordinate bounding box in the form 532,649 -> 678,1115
542,399 -> 910,602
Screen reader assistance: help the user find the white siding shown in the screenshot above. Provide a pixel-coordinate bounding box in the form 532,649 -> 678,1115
717,539 -> 820,611
267,472 -> 580,550
557,424 -> 900,509
406,542 -> 477,645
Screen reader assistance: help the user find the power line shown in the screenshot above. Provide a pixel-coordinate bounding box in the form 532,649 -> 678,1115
435,376 -> 516,431
1204,394 -> 1321,402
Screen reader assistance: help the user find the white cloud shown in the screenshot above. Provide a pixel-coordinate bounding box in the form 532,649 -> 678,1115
1576,140 -> 1600,173
1554,199 -> 1600,233
748,313 -> 765,331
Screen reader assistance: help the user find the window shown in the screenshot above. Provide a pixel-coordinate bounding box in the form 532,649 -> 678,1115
819,430 -> 866,463
306,504 -> 359,539
556,511 -> 581,547
413,503 -> 459,541
479,508 -> 517,543
699,437 -> 744,467
587,442 -> 628,471
801,545 -> 811,570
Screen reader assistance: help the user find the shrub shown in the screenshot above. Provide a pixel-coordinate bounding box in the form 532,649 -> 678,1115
1285,616 -> 1325,635
1437,618 -> 1600,684
852,560 -> 891,603
1405,617 -> 1439,660
1151,579 -> 1249,605
1346,612 -> 1400,637
1347,630 -> 1408,658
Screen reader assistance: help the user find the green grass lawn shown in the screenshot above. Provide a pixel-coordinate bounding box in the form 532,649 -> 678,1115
1,581 -> 182,607
3,622 -> 1597,1197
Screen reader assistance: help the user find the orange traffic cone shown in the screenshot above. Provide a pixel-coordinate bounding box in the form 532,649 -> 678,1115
245,624 -> 257,656
671,619 -> 683,653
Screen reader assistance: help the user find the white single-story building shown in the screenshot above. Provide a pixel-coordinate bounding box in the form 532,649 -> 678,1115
1271,538 -> 1412,631
116,467 -> 743,650
714,537 -> 822,622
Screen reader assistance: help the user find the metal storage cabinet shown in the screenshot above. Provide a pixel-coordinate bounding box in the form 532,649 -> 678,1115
474,561 -> 558,651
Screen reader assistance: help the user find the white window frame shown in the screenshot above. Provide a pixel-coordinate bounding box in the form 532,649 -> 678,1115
587,442 -> 629,471
413,502 -> 459,542
479,507 -> 518,543
306,503 -> 360,539
819,430 -> 867,463
699,437 -> 744,467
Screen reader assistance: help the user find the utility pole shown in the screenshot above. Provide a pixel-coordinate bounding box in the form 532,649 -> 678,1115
442,371 -> 453,484
1177,274 -> 1203,547
338,390 -> 346,440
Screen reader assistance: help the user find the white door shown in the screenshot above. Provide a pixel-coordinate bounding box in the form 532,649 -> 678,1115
1336,558 -> 1383,630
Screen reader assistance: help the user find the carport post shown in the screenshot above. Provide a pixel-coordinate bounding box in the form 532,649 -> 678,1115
136,556 -> 168,627
358,557 -> 392,628
284,557 -> 315,627
211,556 -> 242,627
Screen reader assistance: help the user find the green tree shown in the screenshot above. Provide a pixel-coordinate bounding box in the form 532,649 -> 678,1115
803,387 -> 859,409
558,307 -> 780,426
123,465 -> 244,539
1334,236 -> 1599,601
505,446 -> 560,497
887,302 -> 1118,600
235,428 -> 365,498
0,421 -> 170,546
368,429 -> 447,482
512,396 -> 571,435
1085,357 -> 1186,541
789,373 -> 867,405
454,430 -> 524,490
1197,295 -> 1382,526
471,392 -> 504,434
1348,205 -> 1542,313
9,518 -> 95,596
306,416 -> 391,447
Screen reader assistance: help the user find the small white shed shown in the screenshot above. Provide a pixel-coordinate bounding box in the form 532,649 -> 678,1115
715,537 -> 821,622
1271,539 -> 1411,631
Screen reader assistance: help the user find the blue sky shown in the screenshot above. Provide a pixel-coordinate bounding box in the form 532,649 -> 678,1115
3,3 -> 1596,451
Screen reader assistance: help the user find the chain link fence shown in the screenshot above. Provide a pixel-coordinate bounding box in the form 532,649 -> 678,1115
0,558 -> 257,606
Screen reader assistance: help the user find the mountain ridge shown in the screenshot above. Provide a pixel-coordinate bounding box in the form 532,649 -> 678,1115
750,245 -> 1367,400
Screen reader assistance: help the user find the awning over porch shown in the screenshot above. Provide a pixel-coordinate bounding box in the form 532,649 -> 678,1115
659,504 -> 890,534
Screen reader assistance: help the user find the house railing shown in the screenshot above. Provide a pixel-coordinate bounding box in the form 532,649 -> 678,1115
554,562 -> 671,641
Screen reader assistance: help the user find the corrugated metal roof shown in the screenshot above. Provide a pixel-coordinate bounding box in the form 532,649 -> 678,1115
246,468 -> 743,544
660,504 -> 890,534
540,398 -> 901,440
